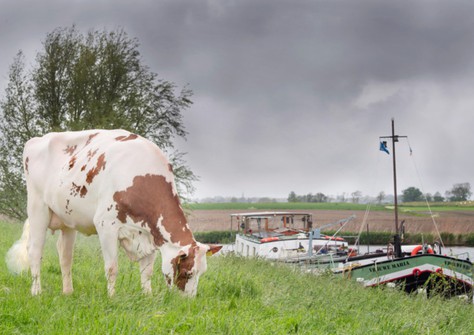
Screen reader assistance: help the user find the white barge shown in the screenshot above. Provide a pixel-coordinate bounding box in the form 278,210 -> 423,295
231,212 -> 351,260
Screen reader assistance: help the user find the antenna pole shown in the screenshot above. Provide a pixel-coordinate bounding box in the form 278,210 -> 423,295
392,118 -> 399,235
391,119 -> 402,258
380,118 -> 407,258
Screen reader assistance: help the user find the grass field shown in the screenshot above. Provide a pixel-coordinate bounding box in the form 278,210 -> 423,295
1,220 -> 473,334
187,202 -> 380,211
187,201 -> 474,212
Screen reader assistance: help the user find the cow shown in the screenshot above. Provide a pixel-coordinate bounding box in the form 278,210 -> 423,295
6,129 -> 219,297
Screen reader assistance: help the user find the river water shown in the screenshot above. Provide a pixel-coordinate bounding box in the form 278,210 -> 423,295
219,244 -> 474,261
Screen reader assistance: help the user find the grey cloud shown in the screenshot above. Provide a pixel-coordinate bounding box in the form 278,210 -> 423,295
1,0 -> 474,198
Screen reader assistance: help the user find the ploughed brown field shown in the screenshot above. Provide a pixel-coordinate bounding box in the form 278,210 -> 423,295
187,209 -> 474,235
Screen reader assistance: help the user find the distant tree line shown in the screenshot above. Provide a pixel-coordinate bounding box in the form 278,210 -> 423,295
288,191 -> 329,203
401,182 -> 472,202
288,191 -> 368,203
287,182 -> 472,204
198,196 -> 285,204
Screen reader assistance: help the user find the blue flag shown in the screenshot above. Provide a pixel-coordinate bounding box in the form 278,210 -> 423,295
379,141 -> 390,155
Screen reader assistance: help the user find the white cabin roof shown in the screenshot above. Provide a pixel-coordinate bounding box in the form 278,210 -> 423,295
230,212 -> 312,218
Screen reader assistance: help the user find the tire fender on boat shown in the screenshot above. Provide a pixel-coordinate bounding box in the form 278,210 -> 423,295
323,236 -> 345,241
410,245 -> 434,256
260,237 -> 279,243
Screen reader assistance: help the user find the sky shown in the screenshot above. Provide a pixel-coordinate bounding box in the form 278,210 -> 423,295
1,0 -> 474,200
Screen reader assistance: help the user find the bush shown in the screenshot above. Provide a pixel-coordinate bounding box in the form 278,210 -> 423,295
462,233 -> 474,247
194,231 -> 237,244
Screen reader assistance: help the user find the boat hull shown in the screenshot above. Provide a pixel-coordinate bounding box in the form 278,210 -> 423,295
334,254 -> 473,297
235,233 -> 348,260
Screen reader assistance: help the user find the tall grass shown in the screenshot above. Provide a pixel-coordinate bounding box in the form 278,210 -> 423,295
1,221 -> 473,334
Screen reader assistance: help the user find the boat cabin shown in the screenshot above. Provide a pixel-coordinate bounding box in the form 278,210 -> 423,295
231,212 -> 348,259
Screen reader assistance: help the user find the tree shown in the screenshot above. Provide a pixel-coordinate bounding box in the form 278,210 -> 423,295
288,191 -> 297,202
314,192 -> 327,203
351,190 -> 362,204
446,182 -> 472,202
376,191 -> 386,204
401,187 -> 423,202
337,192 -> 346,203
0,26 -> 195,220
433,192 -> 445,202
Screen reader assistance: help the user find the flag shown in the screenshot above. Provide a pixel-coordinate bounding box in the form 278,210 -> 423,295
379,141 -> 390,155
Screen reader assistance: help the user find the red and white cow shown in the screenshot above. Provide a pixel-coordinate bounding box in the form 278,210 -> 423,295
6,129 -> 217,296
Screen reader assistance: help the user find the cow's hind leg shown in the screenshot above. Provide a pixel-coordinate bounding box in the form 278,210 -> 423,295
139,252 -> 157,294
95,223 -> 119,296
27,202 -> 51,295
57,227 -> 77,294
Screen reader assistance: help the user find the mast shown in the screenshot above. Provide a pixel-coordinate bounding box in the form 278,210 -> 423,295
391,119 -> 399,236
380,118 -> 407,258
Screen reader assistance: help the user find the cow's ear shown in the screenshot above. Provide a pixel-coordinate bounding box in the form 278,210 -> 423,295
174,249 -> 188,266
206,244 -> 222,257
178,249 -> 188,259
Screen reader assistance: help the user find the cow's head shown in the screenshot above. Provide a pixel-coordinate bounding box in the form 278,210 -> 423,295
162,242 -> 221,296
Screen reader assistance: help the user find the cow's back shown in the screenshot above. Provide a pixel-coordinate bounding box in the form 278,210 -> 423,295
23,129 -> 179,234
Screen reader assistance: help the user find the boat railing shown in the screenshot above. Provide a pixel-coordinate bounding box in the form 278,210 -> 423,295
448,251 -> 471,261
308,215 -> 355,257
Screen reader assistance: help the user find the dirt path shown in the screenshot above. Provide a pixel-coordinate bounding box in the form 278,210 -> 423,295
187,209 -> 474,234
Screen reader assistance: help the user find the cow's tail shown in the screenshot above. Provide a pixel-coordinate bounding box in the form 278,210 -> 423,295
6,219 -> 30,274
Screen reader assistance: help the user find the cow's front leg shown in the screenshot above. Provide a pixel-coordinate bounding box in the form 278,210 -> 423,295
57,228 -> 77,294
27,203 -> 51,295
139,252 -> 157,294
96,225 -> 119,296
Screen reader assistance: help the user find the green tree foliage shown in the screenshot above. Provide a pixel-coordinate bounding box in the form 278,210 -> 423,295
351,190 -> 362,204
287,191 -> 297,202
401,186 -> 423,202
0,26 -> 196,220
433,192 -> 445,202
287,192 -> 328,203
446,182 -> 472,202
376,191 -> 386,204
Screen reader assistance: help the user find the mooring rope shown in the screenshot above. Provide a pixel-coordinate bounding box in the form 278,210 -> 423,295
349,147 -> 385,260
405,138 -> 445,248
348,201 -> 373,261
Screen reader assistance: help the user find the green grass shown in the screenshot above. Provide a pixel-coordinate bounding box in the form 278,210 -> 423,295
187,202 -> 385,211
400,201 -> 474,210
1,221 -> 473,334
187,201 -> 474,212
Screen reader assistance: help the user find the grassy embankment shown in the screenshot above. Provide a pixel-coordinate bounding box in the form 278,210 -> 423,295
0,220 -> 473,334
188,202 -> 474,246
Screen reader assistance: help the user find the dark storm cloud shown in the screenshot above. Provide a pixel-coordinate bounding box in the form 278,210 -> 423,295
2,0 -> 474,199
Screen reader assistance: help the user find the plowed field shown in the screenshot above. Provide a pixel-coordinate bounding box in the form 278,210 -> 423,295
187,209 -> 474,234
